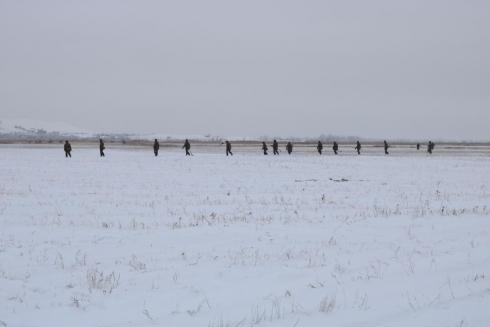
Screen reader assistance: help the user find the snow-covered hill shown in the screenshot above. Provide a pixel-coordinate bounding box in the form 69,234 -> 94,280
0,118 -> 93,140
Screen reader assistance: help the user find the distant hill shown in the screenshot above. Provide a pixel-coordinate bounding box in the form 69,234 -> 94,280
0,118 -> 93,141
3,118 -> 482,145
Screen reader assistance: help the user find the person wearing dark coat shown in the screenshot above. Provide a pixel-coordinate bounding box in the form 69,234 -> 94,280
272,140 -> 279,155
286,142 -> 293,155
183,139 -> 191,156
225,141 -> 233,156
64,140 -> 72,158
332,141 -> 339,155
99,139 -> 105,157
262,142 -> 268,155
355,141 -> 361,155
384,140 -> 389,155
317,141 -> 323,155
427,141 -> 435,154
416,143 -> 420,150
153,139 -> 160,156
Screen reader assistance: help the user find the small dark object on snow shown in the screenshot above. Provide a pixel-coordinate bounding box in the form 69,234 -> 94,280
317,141 -> 323,155
329,178 -> 349,183
64,140 -> 72,158
427,141 -> 435,154
99,139 -> 105,157
183,139 -> 191,156
225,141 -> 233,156
384,140 -> 389,155
262,142 -> 268,155
355,141 -> 361,155
332,142 -> 339,155
272,140 -> 279,155
153,139 -> 160,156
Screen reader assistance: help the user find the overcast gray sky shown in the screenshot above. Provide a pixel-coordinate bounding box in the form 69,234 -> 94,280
1,0 -> 489,140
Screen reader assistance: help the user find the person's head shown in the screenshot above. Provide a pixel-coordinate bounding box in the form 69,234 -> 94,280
155,139 -> 157,142
65,140 -> 68,143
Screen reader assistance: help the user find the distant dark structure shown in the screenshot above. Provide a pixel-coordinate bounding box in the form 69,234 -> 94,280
384,140 -> 389,155
99,139 -> 105,157
286,142 -> 293,155
183,139 -> 191,156
153,139 -> 160,156
225,141 -> 233,156
64,140 -> 72,158
272,140 -> 279,155
332,142 -> 339,155
317,141 -> 323,155
355,141 -> 362,155
417,143 -> 420,150
427,141 -> 435,154
262,142 -> 268,155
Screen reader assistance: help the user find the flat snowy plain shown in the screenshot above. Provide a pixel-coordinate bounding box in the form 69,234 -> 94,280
1,145 -> 489,327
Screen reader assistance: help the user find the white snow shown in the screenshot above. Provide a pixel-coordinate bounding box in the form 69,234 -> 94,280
0,146 -> 489,327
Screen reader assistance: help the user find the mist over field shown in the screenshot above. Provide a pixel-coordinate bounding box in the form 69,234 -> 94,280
1,0 -> 490,139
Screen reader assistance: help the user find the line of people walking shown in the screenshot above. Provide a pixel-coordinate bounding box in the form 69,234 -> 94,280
63,139 -> 436,158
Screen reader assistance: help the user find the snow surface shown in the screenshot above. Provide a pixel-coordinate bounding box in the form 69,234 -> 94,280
1,146 -> 489,327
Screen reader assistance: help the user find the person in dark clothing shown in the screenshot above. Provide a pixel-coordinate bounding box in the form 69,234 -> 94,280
64,140 -> 72,158
153,139 -> 160,156
355,141 -> 361,155
225,141 -> 233,156
416,143 -> 420,150
286,142 -> 293,155
317,141 -> 323,155
272,140 -> 279,155
262,142 -> 268,155
99,139 -> 105,157
384,140 -> 389,155
427,141 -> 435,154
182,139 -> 191,156
332,141 -> 339,155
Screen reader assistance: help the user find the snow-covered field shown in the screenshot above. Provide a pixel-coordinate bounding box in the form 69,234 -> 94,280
1,146 -> 489,327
